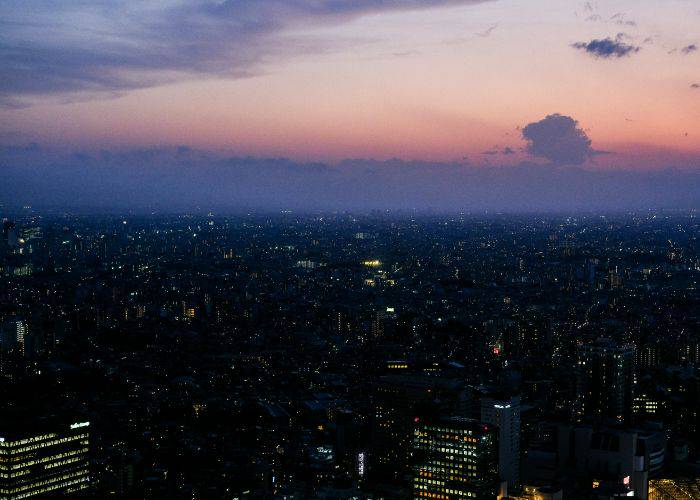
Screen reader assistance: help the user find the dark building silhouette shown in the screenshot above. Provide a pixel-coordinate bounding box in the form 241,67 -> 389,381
574,339 -> 635,424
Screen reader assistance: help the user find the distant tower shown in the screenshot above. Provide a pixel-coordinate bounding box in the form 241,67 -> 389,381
1,316 -> 27,356
481,395 -> 521,488
574,338 -> 634,424
2,219 -> 19,248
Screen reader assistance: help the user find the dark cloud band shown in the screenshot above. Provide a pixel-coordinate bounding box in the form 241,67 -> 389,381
0,0 -> 489,107
0,144 -> 697,212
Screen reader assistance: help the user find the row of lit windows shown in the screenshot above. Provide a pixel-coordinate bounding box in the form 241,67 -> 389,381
4,462 -> 88,487
2,447 -> 88,472
45,456 -> 87,470
0,469 -> 29,479
415,475 -> 472,485
415,432 -> 479,443
414,484 -> 477,497
415,446 -> 476,456
416,478 -> 446,487
422,427 -> 475,435
0,470 -> 88,495
418,464 -> 477,475
418,460 -> 471,469
416,456 -> 469,464
0,434 -> 59,448
419,465 -> 464,472
0,435 -> 88,456
415,491 -> 477,498
12,476 -> 89,499
415,446 -> 472,456
415,491 -> 448,499
415,437 -> 476,448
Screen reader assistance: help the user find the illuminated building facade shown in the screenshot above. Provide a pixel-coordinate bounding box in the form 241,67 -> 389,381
412,417 -> 498,499
648,478 -> 700,499
0,421 -> 90,498
372,373 -> 466,480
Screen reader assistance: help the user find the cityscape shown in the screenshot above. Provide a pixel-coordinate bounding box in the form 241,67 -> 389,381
1,211 -> 698,498
1,0 -> 700,498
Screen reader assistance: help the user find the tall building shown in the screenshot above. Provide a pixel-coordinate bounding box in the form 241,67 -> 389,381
481,396 -> 521,488
574,339 -> 634,424
372,373 -> 466,479
0,317 -> 29,378
0,420 -> 90,498
412,417 -> 498,499
1,317 -> 27,356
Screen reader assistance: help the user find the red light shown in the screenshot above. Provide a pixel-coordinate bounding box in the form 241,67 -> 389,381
414,417 -> 420,423
493,347 -> 500,355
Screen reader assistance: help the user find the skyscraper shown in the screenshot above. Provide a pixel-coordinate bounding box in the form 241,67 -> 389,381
481,396 -> 521,488
574,339 -> 635,424
412,416 -> 498,499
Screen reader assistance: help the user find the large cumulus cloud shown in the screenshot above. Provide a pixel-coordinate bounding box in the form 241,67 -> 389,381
521,114 -> 597,165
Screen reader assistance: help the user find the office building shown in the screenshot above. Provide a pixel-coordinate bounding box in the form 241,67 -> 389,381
0,421 -> 90,498
412,417 -> 498,499
373,372 -> 467,479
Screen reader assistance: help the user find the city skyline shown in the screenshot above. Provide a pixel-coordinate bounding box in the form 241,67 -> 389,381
2,4 -> 700,496
1,211 -> 698,497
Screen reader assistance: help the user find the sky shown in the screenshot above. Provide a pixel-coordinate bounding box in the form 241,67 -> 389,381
0,0 -> 699,211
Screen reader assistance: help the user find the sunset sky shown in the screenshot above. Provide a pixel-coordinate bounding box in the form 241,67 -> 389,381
1,0 -> 699,211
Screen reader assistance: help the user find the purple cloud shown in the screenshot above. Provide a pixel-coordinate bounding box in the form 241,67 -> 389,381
572,37 -> 641,58
0,0 -> 491,107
